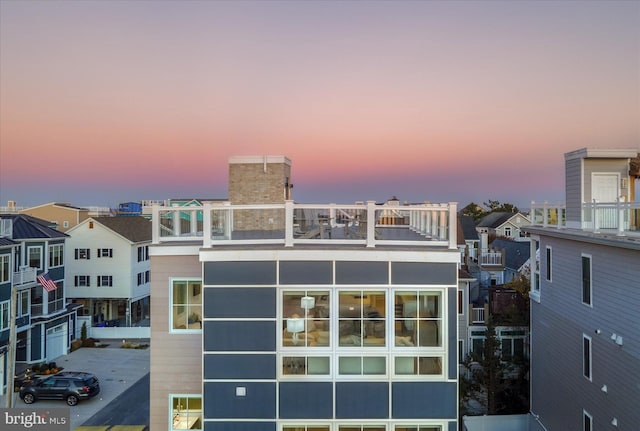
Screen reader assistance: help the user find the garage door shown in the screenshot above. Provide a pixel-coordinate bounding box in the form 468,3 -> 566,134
46,324 -> 67,360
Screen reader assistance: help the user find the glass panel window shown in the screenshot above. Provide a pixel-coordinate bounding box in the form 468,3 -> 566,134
338,291 -> 386,347
49,244 -> 64,267
283,291 -> 330,347
0,301 -> 9,330
170,395 -> 202,431
171,280 -> 202,331
338,356 -> 386,375
97,276 -> 113,287
395,356 -> 443,376
75,248 -> 90,260
583,335 -> 592,381
545,246 -> 552,281
28,246 -> 42,269
282,356 -> 330,376
582,255 -> 592,305
97,248 -> 113,258
395,427 -> 442,431
75,275 -> 90,287
583,410 -> 592,431
394,291 -> 442,347
19,291 -> 29,317
339,426 -> 385,431
0,254 -> 9,283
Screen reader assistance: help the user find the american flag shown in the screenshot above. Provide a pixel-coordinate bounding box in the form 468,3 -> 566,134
37,272 -> 58,292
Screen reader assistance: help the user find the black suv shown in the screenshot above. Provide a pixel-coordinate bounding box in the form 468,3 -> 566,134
19,371 -> 100,406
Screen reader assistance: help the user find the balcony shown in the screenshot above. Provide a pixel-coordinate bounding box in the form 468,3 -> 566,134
530,200 -> 640,236
151,201 -> 458,249
13,267 -> 37,286
480,251 -> 503,266
472,307 -> 486,324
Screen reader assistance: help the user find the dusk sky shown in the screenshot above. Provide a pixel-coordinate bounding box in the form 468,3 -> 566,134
1,0 -> 638,210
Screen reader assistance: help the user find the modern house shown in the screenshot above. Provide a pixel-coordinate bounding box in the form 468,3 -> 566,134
18,202 -> 91,232
150,155 -> 461,431
524,148 -> 640,430
0,214 -> 81,390
65,216 -> 151,339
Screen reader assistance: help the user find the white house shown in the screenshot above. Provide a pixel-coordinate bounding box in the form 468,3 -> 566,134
65,216 -> 151,338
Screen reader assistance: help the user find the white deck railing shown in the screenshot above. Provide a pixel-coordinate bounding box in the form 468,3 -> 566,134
13,266 -> 37,286
472,307 -> 485,324
530,200 -> 640,235
151,201 -> 458,249
480,251 -> 503,266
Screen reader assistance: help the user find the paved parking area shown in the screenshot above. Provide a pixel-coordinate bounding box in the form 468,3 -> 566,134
1,342 -> 150,430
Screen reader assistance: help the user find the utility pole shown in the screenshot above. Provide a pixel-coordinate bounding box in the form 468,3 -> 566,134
5,279 -> 18,407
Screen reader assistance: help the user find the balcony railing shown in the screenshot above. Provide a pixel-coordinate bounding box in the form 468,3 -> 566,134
151,201 -> 458,249
530,200 -> 640,235
480,251 -> 503,266
472,307 -> 485,324
13,267 -> 37,286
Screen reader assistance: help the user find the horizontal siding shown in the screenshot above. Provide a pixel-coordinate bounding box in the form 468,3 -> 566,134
533,235 -> 640,429
565,158 -> 582,223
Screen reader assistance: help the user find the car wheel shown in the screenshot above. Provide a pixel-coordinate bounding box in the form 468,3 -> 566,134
22,393 -> 35,404
66,394 -> 79,406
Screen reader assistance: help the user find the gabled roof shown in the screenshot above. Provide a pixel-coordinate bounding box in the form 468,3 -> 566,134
476,212 -> 520,229
0,214 -> 68,240
458,215 -> 479,240
91,216 -> 152,243
22,202 -> 88,212
490,238 -> 531,270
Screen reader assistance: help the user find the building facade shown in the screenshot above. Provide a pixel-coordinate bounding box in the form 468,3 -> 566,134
150,156 -> 461,431
526,148 -> 640,430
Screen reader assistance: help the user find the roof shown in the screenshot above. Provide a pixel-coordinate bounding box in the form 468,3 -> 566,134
0,237 -> 18,247
459,268 -> 475,280
22,202 -> 88,212
91,216 -> 152,243
0,214 -> 68,240
490,238 -> 531,270
476,212 -> 518,229
458,215 -> 479,240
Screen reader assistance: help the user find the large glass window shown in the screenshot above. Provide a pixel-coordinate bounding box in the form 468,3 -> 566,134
338,290 -> 386,347
338,356 -> 386,375
0,254 -> 9,283
170,395 -> 201,431
282,356 -> 330,376
395,356 -> 443,376
171,280 -> 202,331
394,291 -> 441,347
49,244 -> 64,267
283,291 -> 330,347
28,246 -> 42,269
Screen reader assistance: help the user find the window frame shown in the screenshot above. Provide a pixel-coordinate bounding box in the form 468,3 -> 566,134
0,300 -> 9,330
545,246 -> 552,282
97,248 -> 113,258
97,275 -> 113,287
581,254 -> 592,306
49,243 -> 64,268
18,290 -> 29,317
282,289 -> 331,348
169,394 -> 202,431
0,254 -> 9,283
75,248 -> 90,260
583,334 -> 592,381
27,245 -> 43,270
583,409 -> 592,431
75,275 -> 91,287
170,278 -> 202,333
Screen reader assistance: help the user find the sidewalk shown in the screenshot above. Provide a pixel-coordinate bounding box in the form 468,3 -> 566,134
1,341 -> 150,430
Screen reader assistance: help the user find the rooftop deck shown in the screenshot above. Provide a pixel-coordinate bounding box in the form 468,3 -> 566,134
150,201 -> 458,249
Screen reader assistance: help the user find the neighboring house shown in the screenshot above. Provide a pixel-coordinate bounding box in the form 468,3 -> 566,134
458,215 -> 479,264
524,148 -> 640,430
19,202 -> 90,232
485,238 -> 531,285
457,268 -> 476,368
0,236 -> 19,391
65,216 -> 151,338
149,155 -> 461,431
476,212 -> 530,242
0,214 -> 81,377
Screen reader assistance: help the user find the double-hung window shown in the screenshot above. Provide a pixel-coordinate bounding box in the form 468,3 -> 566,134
582,254 -> 592,306
28,246 -> 43,269
0,254 -> 9,283
171,280 -> 202,331
97,248 -> 113,258
583,334 -> 592,381
75,275 -> 91,287
49,244 -> 64,267
97,276 -> 113,287
75,248 -> 90,260
18,291 -> 29,317
138,245 -> 149,262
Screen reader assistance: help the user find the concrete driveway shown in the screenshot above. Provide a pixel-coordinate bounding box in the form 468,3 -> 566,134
2,342 -> 150,430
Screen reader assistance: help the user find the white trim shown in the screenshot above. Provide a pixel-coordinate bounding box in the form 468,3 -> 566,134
228,155 -> 291,166
583,409 -> 593,431
200,249 -> 460,263
582,334 -> 592,381
169,278 -> 203,334
581,253 -> 593,307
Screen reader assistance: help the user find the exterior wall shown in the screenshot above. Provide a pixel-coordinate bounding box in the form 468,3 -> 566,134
582,159 -> 630,203
20,205 -> 89,232
565,157 -> 583,225
150,253 -> 202,431
201,253 -> 459,429
531,235 -> 640,429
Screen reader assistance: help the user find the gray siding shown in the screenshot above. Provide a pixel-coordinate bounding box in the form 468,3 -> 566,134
532,235 -> 640,429
565,157 -> 582,223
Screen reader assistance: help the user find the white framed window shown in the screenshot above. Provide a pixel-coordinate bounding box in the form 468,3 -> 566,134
282,290 -> 330,347
0,300 -> 9,330
337,426 -> 386,431
394,427 -> 442,431
138,245 -> 149,262
18,290 -> 29,317
97,275 -> 113,287
530,238 -> 541,301
75,275 -> 91,287
457,290 -> 464,315
504,226 -> 512,237
394,356 -> 443,377
394,290 -> 442,347
338,356 -> 386,376
283,427 -> 330,431
459,339 -> 465,362
170,279 -> 202,332
169,394 -> 201,431
97,248 -> 113,258
49,243 -> 64,268
583,334 -> 592,381
281,356 -> 330,376
500,329 -> 526,360
0,254 -> 9,283
137,272 -> 145,286
339,290 -> 386,347
545,246 -> 552,282
583,410 -> 592,431
75,248 -> 90,260
582,254 -> 592,306
27,246 -> 43,269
